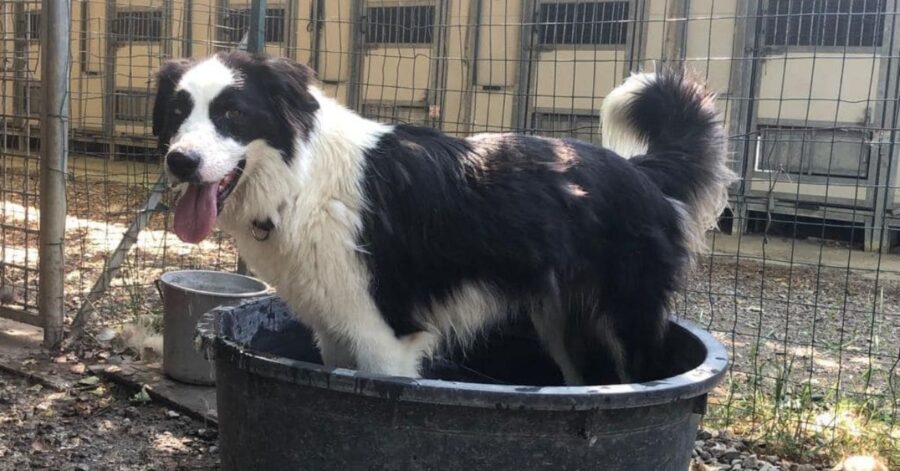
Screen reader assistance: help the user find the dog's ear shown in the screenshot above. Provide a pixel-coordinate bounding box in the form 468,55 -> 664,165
264,57 -> 320,118
152,58 -> 193,138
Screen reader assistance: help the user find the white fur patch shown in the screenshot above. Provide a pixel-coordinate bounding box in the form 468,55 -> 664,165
167,57 -> 246,184
414,282 -> 507,354
600,73 -> 654,159
218,88 -> 429,377
176,57 -> 236,101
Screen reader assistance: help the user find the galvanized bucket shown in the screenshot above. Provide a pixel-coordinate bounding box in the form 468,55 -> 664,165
157,270 -> 268,385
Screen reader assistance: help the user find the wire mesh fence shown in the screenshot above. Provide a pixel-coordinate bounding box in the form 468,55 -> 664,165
0,0 -> 898,465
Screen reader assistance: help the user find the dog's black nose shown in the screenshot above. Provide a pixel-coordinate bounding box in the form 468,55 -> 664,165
166,151 -> 200,181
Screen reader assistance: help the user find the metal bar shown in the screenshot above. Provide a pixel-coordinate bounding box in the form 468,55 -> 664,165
310,0 -> 324,70
182,0 -> 193,57
460,0 -> 482,135
70,176 -> 168,338
662,0 -> 688,66
346,0 -> 364,111
285,0 -> 297,59
0,306 -> 42,328
11,2 -> 25,132
103,0 -> 116,139
429,0 -> 449,129
248,0 -> 268,53
163,0 -> 174,57
236,0 -> 270,275
731,0 -> 764,234
627,0 -> 648,74
512,0 -> 535,132
38,0 -> 71,350
870,0 -> 900,251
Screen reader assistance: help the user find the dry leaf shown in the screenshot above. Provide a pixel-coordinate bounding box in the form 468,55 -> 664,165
30,438 -> 49,453
130,385 -> 151,404
78,376 -> 100,386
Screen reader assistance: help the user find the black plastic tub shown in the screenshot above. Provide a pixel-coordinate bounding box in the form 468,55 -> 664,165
197,296 -> 727,471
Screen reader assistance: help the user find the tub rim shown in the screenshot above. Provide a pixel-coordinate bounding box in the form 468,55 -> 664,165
198,296 -> 728,411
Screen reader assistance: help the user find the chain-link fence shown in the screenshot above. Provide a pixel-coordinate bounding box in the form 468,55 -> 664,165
0,0 -> 898,465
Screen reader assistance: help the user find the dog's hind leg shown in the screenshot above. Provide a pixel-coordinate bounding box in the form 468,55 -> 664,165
529,273 -> 586,386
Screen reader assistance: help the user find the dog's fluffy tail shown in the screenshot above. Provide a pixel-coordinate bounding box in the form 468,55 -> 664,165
601,70 -> 736,254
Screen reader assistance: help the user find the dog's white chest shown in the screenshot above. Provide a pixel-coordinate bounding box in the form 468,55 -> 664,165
224,197 -> 373,333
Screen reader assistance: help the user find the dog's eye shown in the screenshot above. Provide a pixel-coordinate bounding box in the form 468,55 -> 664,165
225,110 -> 241,120
173,108 -> 183,116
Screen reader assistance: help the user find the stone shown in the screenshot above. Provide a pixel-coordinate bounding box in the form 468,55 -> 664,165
720,448 -> 742,462
744,455 -> 759,469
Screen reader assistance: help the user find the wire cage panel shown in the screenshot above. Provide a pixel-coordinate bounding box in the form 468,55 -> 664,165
0,0 -> 898,465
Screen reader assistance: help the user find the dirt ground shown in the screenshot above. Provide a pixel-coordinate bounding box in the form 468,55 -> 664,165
0,370 -> 218,470
680,252 -> 900,400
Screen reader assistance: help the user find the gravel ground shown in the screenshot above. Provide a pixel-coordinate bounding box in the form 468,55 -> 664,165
0,370 -> 218,470
690,428 -> 891,471
692,429 -> 827,471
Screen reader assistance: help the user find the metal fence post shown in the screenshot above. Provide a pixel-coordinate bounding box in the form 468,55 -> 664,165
38,0 -> 70,350
512,0 -> 535,133
347,0 -> 364,112
248,0 -> 268,54
661,0 -> 688,66
236,0 -> 269,276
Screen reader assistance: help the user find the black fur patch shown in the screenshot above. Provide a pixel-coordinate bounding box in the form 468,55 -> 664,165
216,52 -> 319,162
358,125 -> 687,383
623,71 -> 724,210
152,58 -> 193,150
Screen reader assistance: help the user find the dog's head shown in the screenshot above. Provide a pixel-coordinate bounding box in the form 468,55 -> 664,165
152,51 -> 319,243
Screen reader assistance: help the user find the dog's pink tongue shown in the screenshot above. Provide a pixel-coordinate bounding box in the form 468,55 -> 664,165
173,183 -> 218,244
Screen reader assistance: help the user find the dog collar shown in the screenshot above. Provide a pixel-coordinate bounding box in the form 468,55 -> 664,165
250,218 -> 274,241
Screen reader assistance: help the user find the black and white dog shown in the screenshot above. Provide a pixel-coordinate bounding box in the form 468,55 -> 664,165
153,51 -> 733,385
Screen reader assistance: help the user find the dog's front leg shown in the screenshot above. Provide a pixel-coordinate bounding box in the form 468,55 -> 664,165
350,330 -> 424,378
328,315 -> 428,378
315,331 -> 356,369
